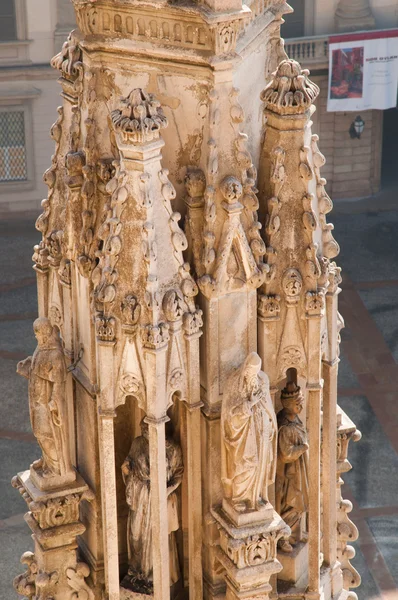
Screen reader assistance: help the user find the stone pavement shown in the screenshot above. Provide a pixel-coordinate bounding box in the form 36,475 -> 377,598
0,196 -> 397,599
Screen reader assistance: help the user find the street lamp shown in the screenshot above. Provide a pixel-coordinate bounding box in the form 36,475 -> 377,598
349,115 -> 365,139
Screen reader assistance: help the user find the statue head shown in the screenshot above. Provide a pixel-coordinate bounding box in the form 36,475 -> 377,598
33,317 -> 54,346
242,352 -> 262,393
280,381 -> 304,415
140,418 -> 149,440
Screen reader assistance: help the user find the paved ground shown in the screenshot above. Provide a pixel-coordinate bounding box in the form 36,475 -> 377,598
0,193 -> 397,599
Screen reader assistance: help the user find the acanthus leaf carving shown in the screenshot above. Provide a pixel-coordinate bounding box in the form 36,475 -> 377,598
95,314 -> 116,342
141,322 -> 170,349
305,291 -> 325,316
13,552 -> 38,599
66,563 -> 94,600
261,59 -> 319,115
183,308 -> 203,336
257,294 -> 281,320
111,88 -> 168,144
51,33 -> 82,80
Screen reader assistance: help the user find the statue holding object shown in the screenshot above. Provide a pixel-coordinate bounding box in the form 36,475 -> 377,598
221,352 -> 278,515
275,379 -> 309,553
16,317 -> 75,491
121,418 -> 184,593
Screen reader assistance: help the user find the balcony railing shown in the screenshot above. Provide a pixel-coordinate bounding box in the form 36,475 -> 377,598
284,35 -> 329,69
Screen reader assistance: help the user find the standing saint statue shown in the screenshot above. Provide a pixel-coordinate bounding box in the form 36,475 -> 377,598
121,419 -> 183,592
275,381 -> 309,553
16,317 -> 74,490
221,352 -> 277,513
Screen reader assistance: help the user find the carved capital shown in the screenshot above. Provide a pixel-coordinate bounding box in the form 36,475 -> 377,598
183,308 -> 203,336
95,314 -> 116,342
141,323 -> 170,349
305,291 -> 325,317
257,294 -> 281,320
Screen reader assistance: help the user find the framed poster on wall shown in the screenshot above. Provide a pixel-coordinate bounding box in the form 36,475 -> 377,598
327,29 -> 398,112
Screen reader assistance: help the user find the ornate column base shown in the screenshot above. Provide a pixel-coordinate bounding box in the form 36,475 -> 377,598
212,507 -> 289,600
12,470 -> 94,600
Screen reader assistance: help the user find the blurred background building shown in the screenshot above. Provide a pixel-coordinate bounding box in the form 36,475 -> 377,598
0,0 -> 75,213
1,0 -> 398,206
283,0 -> 398,199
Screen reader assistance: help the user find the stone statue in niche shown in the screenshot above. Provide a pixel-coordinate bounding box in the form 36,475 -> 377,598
275,379 -> 309,553
121,418 -> 183,593
16,317 -> 74,491
221,352 -> 277,515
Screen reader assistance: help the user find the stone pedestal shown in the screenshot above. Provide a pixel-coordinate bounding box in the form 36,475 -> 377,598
277,542 -> 308,585
212,507 -> 289,600
12,470 -> 94,600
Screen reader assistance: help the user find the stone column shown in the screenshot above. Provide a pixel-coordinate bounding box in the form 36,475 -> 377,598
183,312 -> 204,600
321,267 -> 342,595
144,339 -> 170,600
33,250 -> 50,318
335,0 -> 375,32
12,470 -> 94,600
305,292 -> 324,598
96,327 -> 119,600
60,260 -> 77,466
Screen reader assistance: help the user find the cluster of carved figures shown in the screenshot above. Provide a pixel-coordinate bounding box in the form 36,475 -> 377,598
12,6 -> 361,600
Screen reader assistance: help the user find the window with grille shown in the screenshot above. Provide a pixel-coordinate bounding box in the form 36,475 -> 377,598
0,110 -> 27,182
0,0 -> 17,41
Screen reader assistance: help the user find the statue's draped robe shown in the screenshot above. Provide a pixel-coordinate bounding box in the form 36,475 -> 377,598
28,344 -> 68,475
221,370 -> 277,510
124,436 -> 183,584
275,412 -> 309,530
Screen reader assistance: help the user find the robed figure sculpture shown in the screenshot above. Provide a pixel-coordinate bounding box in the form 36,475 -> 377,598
275,380 -> 309,553
16,317 -> 74,490
221,352 -> 278,513
121,419 -> 183,592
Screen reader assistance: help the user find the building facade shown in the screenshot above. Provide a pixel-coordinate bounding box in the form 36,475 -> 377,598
283,0 -> 398,199
0,0 -> 75,213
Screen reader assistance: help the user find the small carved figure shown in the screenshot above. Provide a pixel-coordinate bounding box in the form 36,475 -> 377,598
221,352 -> 277,512
17,318 -> 74,489
121,419 -> 183,592
275,379 -> 309,552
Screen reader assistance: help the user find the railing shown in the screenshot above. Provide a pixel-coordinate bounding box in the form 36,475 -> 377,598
285,35 -> 329,69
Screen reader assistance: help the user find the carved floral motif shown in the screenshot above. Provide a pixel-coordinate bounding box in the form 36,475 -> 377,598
66,563 -> 94,600
257,294 -> 281,319
111,89 -> 168,143
261,59 -> 320,115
